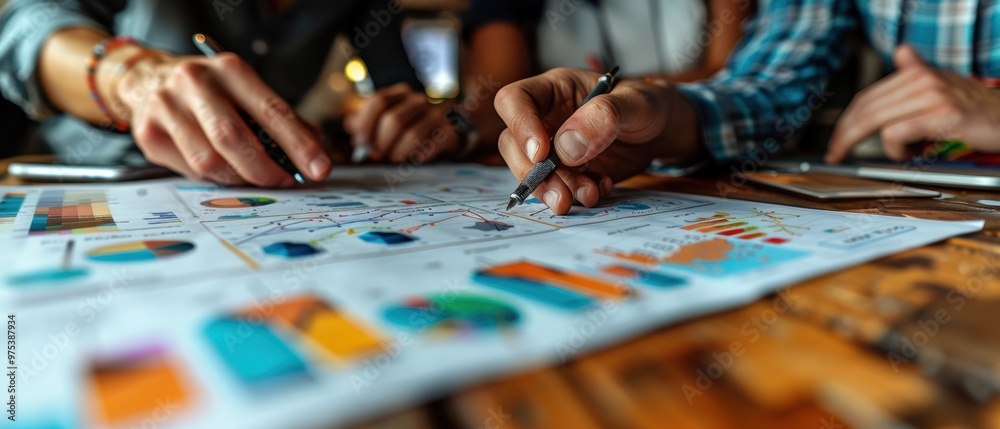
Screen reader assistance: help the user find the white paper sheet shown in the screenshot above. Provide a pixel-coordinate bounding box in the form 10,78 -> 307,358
0,165 -> 982,429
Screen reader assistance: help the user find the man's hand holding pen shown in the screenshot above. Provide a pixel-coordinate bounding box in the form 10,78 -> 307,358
111,45 -> 330,187
495,68 -> 705,215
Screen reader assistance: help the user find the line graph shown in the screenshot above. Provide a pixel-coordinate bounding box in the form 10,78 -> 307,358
469,190 -> 712,227
206,204 -> 556,267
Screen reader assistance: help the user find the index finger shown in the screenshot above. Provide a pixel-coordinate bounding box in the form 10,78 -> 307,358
345,83 -> 412,143
498,129 -> 574,214
211,54 -> 330,181
494,77 -> 555,163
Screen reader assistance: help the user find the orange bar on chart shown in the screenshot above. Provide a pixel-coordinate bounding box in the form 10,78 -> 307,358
89,348 -> 190,426
484,261 -> 632,298
681,218 -> 728,231
243,295 -> 385,360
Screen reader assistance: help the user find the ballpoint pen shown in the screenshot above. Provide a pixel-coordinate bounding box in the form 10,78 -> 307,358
192,33 -> 307,184
344,56 -> 377,164
506,66 -> 620,211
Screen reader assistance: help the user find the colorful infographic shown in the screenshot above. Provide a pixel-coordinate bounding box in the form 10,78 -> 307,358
205,204 -> 555,267
3,167 -> 983,429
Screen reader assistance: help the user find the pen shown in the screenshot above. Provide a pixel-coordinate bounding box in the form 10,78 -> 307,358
192,33 -> 307,184
506,66 -> 620,211
344,56 -> 377,164
61,239 -> 75,271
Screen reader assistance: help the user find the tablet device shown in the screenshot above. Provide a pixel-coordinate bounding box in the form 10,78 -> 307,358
746,171 -> 940,200
766,160 -> 1000,190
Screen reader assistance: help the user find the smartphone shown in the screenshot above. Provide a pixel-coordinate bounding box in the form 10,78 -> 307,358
401,15 -> 461,100
8,161 -> 173,182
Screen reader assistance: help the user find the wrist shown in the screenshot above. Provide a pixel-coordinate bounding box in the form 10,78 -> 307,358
106,49 -> 172,122
651,84 -> 706,163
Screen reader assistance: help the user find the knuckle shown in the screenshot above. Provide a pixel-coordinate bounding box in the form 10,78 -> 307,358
260,96 -> 294,122
132,121 -> 159,144
170,62 -> 208,84
495,84 -> 513,102
382,114 -> 402,135
590,98 -> 622,125
214,53 -> 246,71
189,151 -> 223,175
494,87 -> 515,112
205,118 -> 244,148
145,89 -> 171,111
882,123 -> 911,144
548,68 -> 575,80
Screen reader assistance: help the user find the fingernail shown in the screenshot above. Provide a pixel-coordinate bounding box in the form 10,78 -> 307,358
309,155 -> 331,179
526,138 -> 540,162
556,130 -> 588,164
601,177 -> 613,195
576,186 -> 591,205
543,189 -> 560,209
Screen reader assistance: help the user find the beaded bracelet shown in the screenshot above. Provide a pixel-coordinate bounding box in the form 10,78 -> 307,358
86,36 -> 136,132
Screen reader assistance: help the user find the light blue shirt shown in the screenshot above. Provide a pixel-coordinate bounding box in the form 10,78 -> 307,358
0,0 -> 417,162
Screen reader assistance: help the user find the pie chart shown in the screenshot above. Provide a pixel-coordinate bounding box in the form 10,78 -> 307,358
87,240 -> 196,263
201,197 -> 277,208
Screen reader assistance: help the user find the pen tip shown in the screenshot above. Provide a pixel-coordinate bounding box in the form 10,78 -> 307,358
609,66 -> 620,76
351,146 -> 371,165
293,173 -> 307,184
506,198 -> 517,211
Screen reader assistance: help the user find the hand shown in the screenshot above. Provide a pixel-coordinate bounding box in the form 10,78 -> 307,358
495,68 -> 697,215
115,52 -> 331,186
826,45 -> 1000,164
344,83 -> 461,164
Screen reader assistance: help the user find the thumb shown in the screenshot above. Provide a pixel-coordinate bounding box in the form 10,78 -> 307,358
894,45 -> 926,70
555,88 -> 661,167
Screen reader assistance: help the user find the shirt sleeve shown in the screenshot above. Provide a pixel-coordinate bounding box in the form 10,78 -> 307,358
675,0 -> 857,162
462,0 -> 543,39
0,0 -> 124,120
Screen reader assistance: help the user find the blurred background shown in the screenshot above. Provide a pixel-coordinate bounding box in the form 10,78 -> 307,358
0,0 -> 886,164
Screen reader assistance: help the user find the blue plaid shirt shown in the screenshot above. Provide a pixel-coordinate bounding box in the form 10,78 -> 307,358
676,0 -> 1000,162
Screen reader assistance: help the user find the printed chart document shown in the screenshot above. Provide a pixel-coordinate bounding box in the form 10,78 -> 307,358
0,165 -> 982,429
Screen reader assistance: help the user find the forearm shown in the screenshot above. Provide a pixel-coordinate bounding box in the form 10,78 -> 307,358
675,0 -> 854,162
39,26 -> 163,126
0,0 -> 126,120
463,22 -> 534,155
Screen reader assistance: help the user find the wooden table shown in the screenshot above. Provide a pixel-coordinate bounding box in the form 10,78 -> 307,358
4,157 -> 999,428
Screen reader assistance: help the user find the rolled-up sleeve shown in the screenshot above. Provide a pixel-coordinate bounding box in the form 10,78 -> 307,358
0,0 -> 121,120
675,0 -> 857,162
